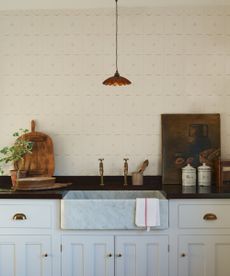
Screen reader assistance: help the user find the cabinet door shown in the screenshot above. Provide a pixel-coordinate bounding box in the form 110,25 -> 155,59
115,235 -> 168,276
179,235 -> 230,276
0,235 -> 51,276
62,235 -> 114,276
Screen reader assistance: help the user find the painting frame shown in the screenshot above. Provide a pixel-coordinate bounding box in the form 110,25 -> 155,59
161,114 -> 221,184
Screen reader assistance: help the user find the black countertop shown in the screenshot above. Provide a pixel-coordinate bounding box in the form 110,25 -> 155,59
0,176 -> 230,199
162,184 -> 230,199
0,189 -> 65,199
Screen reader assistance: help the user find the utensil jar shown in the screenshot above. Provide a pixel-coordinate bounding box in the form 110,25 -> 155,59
132,172 -> 143,186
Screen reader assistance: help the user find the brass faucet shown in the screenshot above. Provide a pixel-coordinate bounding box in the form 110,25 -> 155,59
98,158 -> 104,186
123,158 -> 129,186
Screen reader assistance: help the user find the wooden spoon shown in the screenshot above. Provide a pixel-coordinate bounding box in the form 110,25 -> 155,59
138,160 -> 149,174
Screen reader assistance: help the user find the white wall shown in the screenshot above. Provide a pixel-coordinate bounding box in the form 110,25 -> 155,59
0,6 -> 230,175
1,0 -> 230,10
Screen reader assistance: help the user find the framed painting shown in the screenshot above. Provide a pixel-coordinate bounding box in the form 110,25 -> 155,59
161,114 -> 220,184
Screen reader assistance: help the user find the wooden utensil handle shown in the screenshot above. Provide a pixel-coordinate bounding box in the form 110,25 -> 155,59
138,160 -> 149,173
31,120 -> 36,132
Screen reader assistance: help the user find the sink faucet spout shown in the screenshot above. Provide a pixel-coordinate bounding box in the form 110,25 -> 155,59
98,158 -> 104,186
123,158 -> 129,186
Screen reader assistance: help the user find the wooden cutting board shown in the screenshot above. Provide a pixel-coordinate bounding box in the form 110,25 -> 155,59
15,182 -> 72,191
14,120 -> 55,177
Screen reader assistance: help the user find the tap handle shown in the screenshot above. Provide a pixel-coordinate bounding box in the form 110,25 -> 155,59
98,158 -> 104,174
123,158 -> 129,162
123,158 -> 129,172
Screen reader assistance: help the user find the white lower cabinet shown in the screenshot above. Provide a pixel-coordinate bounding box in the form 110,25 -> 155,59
0,199 -> 59,276
61,235 -> 169,276
115,235 -> 168,276
3,198 -> 230,276
178,235 -> 230,276
170,199 -> 230,276
62,235 -> 114,276
0,235 -> 52,276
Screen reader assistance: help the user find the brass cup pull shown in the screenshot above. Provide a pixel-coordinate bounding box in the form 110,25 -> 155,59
12,213 -> 27,220
203,213 -> 217,221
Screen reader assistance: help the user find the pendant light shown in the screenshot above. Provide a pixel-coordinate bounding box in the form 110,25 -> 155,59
103,0 -> 131,86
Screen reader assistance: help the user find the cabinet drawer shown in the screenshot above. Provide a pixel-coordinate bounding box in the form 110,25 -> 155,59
178,204 -> 230,228
0,204 -> 51,228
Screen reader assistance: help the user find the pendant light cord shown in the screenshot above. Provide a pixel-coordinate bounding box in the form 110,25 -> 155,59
115,0 -> 118,73
102,0 -> 131,85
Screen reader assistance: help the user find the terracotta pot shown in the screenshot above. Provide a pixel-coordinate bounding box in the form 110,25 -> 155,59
10,170 -> 18,189
10,170 -> 27,189
17,170 -> 27,178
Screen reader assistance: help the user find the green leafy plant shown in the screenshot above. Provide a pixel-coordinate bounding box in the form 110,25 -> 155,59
0,129 -> 33,175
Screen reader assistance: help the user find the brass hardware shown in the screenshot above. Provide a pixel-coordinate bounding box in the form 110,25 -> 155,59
181,253 -> 186,257
203,213 -> 217,221
116,253 -> 122,257
123,158 -> 129,186
12,213 -> 27,220
107,253 -> 113,258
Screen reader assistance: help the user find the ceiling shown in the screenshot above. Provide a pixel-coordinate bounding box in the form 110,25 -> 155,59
0,0 -> 229,10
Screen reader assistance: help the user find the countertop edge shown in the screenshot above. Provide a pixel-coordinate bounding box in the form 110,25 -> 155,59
0,176 -> 230,199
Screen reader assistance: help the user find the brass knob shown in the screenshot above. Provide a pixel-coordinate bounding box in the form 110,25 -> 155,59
181,253 -> 186,257
12,213 -> 27,220
107,253 -> 113,258
203,213 -> 217,221
116,253 -> 122,257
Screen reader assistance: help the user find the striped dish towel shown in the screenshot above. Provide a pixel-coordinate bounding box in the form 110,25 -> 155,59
135,198 -> 160,231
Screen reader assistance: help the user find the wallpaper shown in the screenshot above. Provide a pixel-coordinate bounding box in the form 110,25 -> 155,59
0,6 -> 229,175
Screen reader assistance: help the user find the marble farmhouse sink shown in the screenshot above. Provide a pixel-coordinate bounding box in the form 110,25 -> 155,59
61,190 -> 168,230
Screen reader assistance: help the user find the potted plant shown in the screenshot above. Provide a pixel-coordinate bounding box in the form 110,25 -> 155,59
0,129 -> 33,187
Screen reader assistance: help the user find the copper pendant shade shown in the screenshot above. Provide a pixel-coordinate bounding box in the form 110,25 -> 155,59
103,0 -> 131,86
103,70 -> 131,86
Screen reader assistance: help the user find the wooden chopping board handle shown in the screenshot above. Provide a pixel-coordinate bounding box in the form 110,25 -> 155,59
15,120 -> 54,177
31,120 -> 36,132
